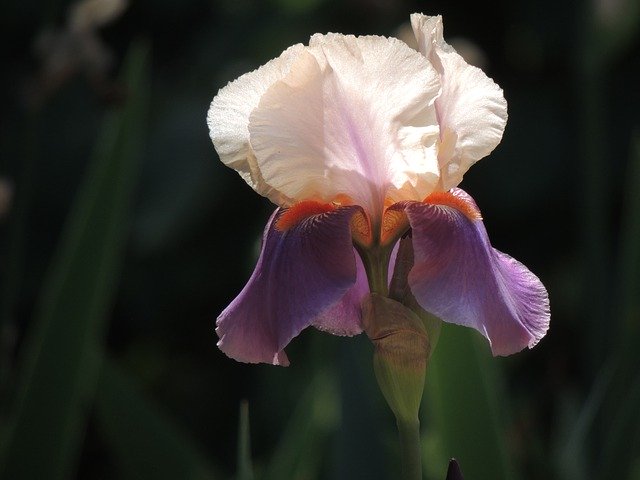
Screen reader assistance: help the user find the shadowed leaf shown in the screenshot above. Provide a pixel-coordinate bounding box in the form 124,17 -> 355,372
237,400 -> 254,480
0,41 -> 149,479
424,325 -> 519,480
262,370 -> 339,480
598,131 -> 640,480
95,358 -> 219,480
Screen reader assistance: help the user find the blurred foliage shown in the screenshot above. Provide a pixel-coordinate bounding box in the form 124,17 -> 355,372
95,358 -> 219,479
0,0 -> 639,479
237,401 -> 254,480
423,326 -> 517,480
1,39 -> 149,480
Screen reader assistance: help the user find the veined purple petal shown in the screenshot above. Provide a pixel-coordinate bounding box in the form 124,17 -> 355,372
312,247 -> 367,336
216,206 -> 363,365
401,188 -> 549,356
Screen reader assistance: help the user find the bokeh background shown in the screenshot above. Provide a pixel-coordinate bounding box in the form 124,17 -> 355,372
1,0 -> 639,479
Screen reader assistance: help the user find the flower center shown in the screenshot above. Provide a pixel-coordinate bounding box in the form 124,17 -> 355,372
423,191 -> 482,221
274,191 -> 480,297
275,200 -> 336,231
275,195 -> 413,247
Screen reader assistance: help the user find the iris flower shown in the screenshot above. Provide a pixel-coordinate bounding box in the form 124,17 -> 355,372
207,14 -> 550,366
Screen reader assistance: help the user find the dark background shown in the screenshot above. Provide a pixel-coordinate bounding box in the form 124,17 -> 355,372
1,0 -> 639,479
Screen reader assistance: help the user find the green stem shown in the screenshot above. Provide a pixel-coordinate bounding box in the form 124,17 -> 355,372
356,245 -> 391,297
397,418 -> 422,480
357,233 -> 425,479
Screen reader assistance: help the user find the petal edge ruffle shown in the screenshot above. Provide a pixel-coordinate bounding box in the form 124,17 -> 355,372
400,189 -> 549,355
411,14 -> 508,190
207,44 -> 305,206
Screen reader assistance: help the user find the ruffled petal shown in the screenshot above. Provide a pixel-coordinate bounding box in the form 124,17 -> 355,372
248,34 -> 441,218
207,44 -> 305,205
216,206 -> 362,365
399,188 -> 549,355
411,14 -> 508,190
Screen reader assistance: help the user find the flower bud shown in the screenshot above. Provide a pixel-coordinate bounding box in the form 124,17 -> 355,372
362,293 -> 430,423
389,237 -> 442,350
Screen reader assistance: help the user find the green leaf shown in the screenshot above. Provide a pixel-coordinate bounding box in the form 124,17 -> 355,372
262,370 -> 339,480
554,363 -> 614,480
237,401 -> 254,480
270,0 -> 324,14
423,325 -> 520,480
331,338 -> 390,480
0,41 -> 149,479
95,358 -> 219,480
597,131 -> 640,479
592,0 -> 640,63
615,130 -> 640,359
597,370 -> 640,479
0,113 -> 37,395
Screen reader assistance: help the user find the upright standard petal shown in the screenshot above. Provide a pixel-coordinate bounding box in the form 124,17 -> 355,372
399,189 -> 549,356
216,205 -> 363,365
248,34 -> 441,218
411,14 -> 508,190
207,44 -> 305,205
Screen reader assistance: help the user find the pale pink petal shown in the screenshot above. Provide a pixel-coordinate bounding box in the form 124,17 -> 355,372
248,34 -> 441,219
411,14 -> 508,190
207,44 -> 305,205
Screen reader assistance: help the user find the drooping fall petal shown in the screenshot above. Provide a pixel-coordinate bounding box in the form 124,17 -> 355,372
216,205 -> 363,365
400,189 -> 549,356
411,14 -> 508,190
312,248 -> 368,336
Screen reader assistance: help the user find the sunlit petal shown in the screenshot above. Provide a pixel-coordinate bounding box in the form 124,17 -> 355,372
207,44 -> 305,205
400,189 -> 549,355
216,205 -> 362,365
248,34 -> 441,217
411,14 -> 508,190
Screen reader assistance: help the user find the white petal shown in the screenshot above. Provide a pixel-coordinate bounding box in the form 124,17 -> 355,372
207,44 -> 305,205
411,14 -> 508,190
248,34 -> 441,217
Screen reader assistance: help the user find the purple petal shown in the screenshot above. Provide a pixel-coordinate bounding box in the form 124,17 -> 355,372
311,239 -> 399,335
401,188 -> 549,356
216,206 -> 363,365
312,248 -> 367,336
